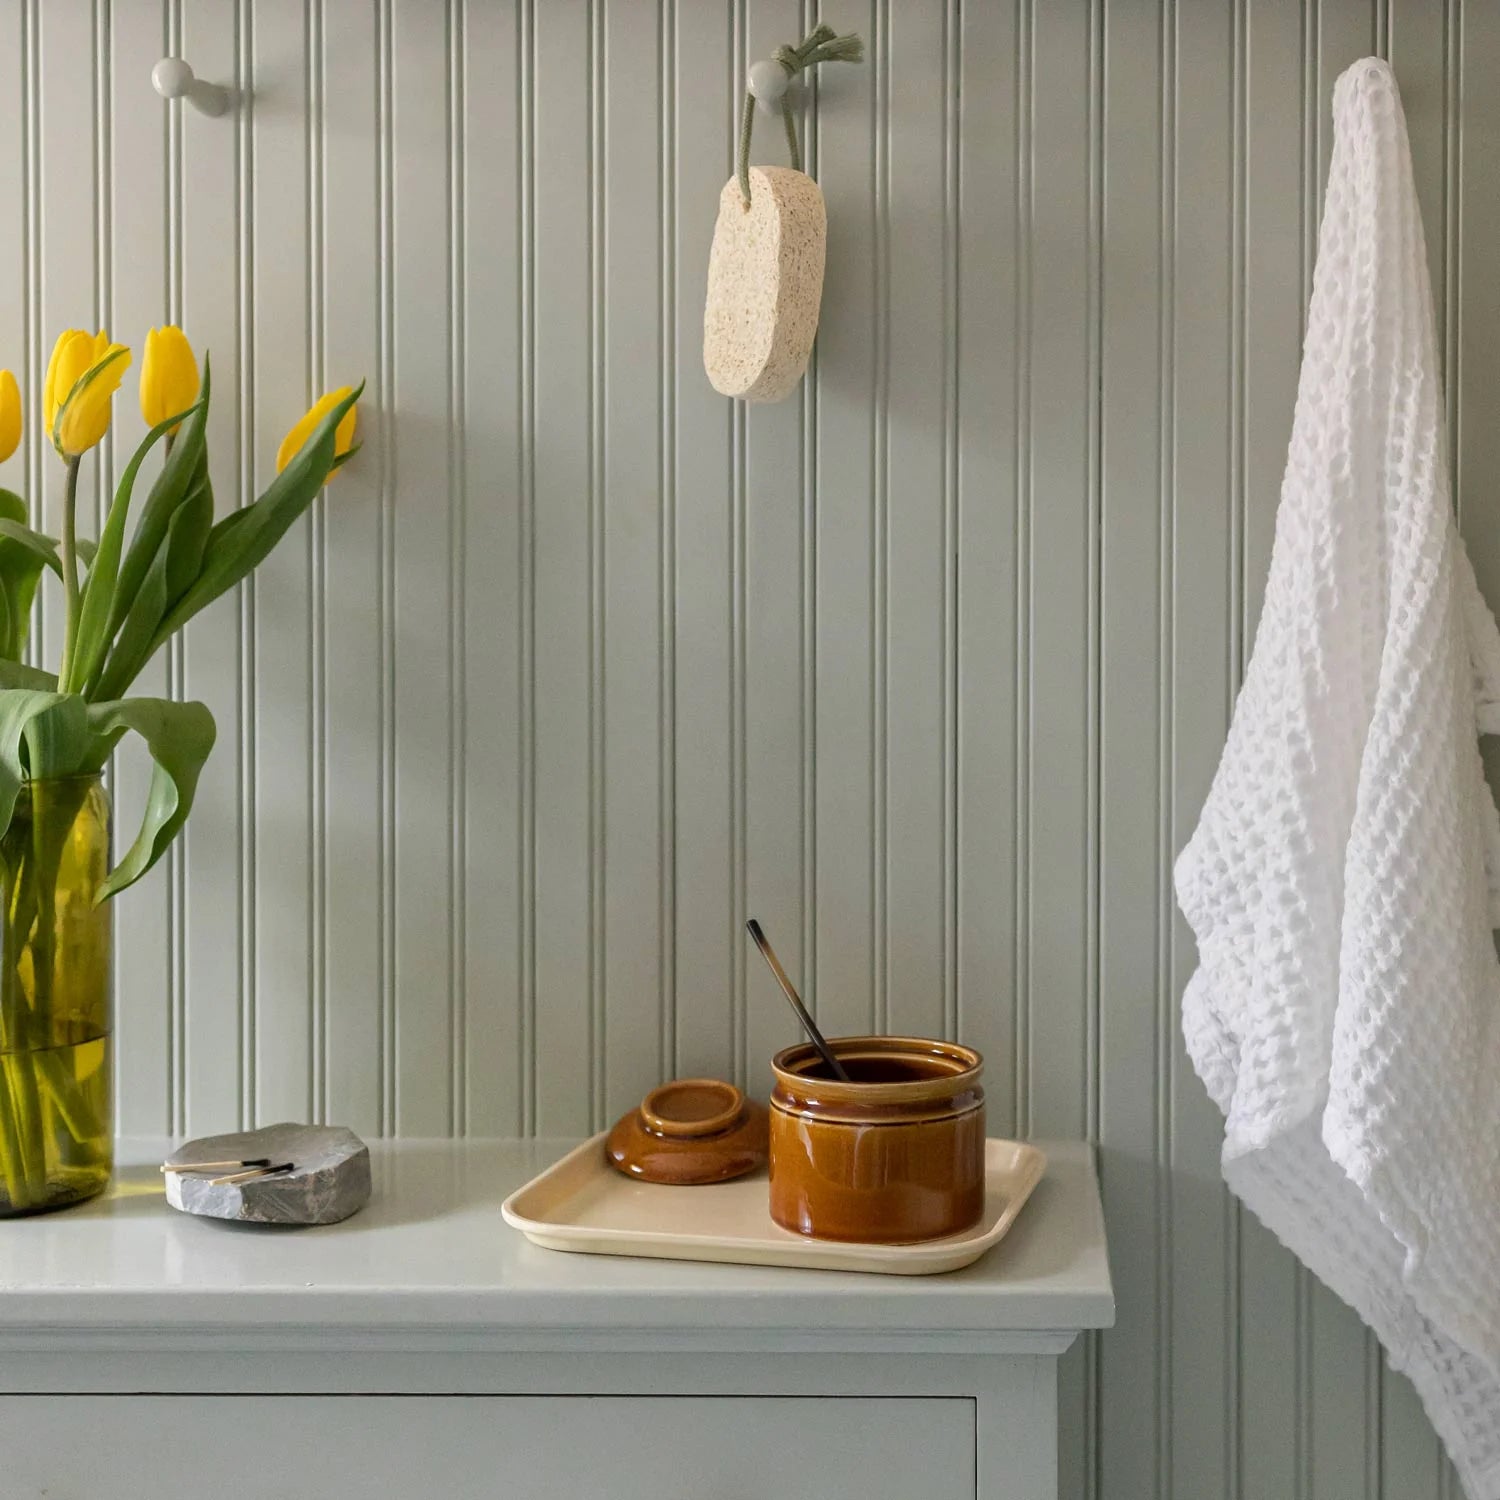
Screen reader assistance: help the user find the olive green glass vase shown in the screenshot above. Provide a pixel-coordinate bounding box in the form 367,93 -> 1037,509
0,774 -> 112,1216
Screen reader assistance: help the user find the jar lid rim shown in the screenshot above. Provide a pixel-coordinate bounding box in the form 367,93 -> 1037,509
771,1034 -> 983,1100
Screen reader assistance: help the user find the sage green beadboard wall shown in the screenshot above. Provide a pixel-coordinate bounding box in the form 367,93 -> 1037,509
1,0 -> 1493,1493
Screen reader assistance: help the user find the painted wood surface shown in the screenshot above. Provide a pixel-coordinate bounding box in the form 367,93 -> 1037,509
0,1358 -> 1065,1500
0,1 -> 1484,1493
0,1137 -> 1111,1339
1,1396 -> 978,1500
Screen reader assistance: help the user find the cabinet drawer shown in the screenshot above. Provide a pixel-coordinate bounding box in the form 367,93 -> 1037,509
4,1393 -> 974,1499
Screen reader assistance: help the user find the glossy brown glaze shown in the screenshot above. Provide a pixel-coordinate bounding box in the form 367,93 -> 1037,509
606,1078 -> 769,1185
769,1036 -> 985,1243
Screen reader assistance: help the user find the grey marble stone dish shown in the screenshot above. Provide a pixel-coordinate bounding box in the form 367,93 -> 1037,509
164,1123 -> 371,1226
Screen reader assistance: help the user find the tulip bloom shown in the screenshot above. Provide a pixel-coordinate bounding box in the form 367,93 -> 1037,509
276,386 -> 358,477
44,329 -> 131,458
139,326 -> 200,433
0,370 -> 20,464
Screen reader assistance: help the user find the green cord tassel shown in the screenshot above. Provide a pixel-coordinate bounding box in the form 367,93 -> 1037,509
738,22 -> 865,208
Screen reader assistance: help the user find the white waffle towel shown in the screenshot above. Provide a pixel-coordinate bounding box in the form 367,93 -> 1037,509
1175,57 -> 1500,1495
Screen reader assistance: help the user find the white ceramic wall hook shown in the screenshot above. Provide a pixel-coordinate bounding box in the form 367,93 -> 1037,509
151,56 -> 230,118
748,57 -> 803,117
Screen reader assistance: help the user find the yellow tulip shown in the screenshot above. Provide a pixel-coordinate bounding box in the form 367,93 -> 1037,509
0,370 -> 20,463
139,325 -> 200,433
276,386 -> 358,477
42,328 -> 87,436
44,329 -> 131,458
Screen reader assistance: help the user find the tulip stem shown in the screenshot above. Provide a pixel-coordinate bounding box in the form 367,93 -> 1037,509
58,457 -> 81,693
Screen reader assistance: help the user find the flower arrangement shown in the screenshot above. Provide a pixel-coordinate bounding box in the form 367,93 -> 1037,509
0,328 -> 359,896
0,327 -> 359,1214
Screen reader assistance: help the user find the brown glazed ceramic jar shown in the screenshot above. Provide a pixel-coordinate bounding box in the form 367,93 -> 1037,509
769,1035 -> 985,1244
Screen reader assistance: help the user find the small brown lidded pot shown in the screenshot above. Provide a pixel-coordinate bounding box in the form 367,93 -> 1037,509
769,1036 -> 985,1244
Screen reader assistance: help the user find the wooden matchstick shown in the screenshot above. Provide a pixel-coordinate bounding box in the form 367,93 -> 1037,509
209,1162 -> 295,1187
160,1158 -> 273,1175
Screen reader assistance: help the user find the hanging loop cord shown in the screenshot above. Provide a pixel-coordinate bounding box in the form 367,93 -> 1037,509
737,23 -> 864,209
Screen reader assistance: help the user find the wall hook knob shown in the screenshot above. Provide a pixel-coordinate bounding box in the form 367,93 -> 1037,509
152,56 -> 230,118
748,57 -> 804,118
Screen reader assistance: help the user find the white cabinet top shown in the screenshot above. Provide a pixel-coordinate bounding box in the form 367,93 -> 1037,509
0,1138 -> 1113,1355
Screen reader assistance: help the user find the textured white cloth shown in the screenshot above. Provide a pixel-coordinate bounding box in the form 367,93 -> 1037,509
1175,57 -> 1500,1495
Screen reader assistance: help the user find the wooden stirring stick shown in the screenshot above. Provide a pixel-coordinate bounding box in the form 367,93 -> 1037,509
745,918 -> 852,1082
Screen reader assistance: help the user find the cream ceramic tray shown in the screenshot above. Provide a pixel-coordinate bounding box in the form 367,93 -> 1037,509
501,1135 -> 1046,1276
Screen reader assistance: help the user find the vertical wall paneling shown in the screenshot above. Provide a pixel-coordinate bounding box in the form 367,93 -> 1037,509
446,0 -> 467,1138
1458,1 -> 1500,587
390,0 -> 455,1136
728,0 -> 747,1092
798,0 -> 819,1077
601,0 -> 667,1126
459,0 -> 523,1137
251,2 -> 314,1126
740,0 -> 811,1090
178,2 -> 246,1134
1170,4 -> 1237,1494
1027,7 -> 1096,1489
530,0 -> 594,1135
321,0 -> 385,1137
38,1 -> 99,671
516,0 -> 537,1133
1097,2 -> 1166,1495
954,0 -> 1018,1131
1024,0 -> 1090,1144
668,0 -> 735,1081
883,0 -> 946,1046
811,0 -> 878,1047
5,0 -> 1490,1487
1391,0 -> 1449,324
108,0 -> 172,1136
308,0 -> 327,1127
587,0 -> 606,1131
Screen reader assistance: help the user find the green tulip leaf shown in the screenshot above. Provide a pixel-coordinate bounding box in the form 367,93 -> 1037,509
67,398 -> 205,696
109,359 -> 212,644
83,696 -> 216,903
0,521 -> 99,582
91,543 -> 170,703
152,381 -> 361,649
0,539 -> 46,662
0,499 -> 46,661
327,441 -> 362,474
91,473 -> 214,702
201,503 -> 255,553
0,669 -> 56,888
0,518 -> 98,662
0,660 -> 58,691
0,519 -> 65,578
21,693 -> 88,781
0,690 -> 74,838
163,470 -> 214,606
